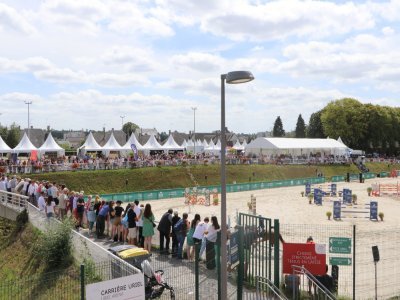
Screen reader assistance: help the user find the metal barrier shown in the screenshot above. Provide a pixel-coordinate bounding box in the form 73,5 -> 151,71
291,265 -> 336,300
255,276 -> 288,300
0,190 -> 28,210
102,177 -> 325,202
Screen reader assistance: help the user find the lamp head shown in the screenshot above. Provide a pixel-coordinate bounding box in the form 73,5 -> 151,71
226,71 -> 254,84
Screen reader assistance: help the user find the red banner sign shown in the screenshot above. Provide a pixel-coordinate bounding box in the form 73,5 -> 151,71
283,243 -> 326,275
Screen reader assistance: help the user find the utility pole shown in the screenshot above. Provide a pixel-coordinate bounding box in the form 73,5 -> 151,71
191,107 -> 197,159
120,115 -> 125,128
24,101 -> 32,139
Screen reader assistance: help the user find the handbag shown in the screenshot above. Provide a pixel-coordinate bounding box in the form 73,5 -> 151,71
121,209 -> 130,227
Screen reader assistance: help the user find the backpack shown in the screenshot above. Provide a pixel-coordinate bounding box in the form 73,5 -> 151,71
173,219 -> 184,233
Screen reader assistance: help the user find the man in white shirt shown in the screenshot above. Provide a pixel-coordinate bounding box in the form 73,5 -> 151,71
193,217 -> 209,259
134,200 -> 143,247
0,176 -> 7,191
37,191 -> 46,212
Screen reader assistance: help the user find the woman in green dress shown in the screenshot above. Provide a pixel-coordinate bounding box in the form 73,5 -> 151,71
142,203 -> 155,253
186,214 -> 201,261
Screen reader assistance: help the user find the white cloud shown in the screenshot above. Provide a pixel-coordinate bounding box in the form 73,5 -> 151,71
0,3 -> 36,35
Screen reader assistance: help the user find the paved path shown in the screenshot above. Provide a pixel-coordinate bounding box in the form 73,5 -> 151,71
78,228 -> 254,299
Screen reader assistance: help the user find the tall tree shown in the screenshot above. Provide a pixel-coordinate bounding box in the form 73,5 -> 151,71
272,116 -> 285,137
295,114 -> 306,138
5,123 -> 21,148
122,122 -> 139,137
320,98 -> 368,149
159,132 -> 168,143
307,110 -> 326,138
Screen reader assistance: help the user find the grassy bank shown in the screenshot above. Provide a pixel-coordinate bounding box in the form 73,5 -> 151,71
26,162 -> 400,195
0,217 -> 81,299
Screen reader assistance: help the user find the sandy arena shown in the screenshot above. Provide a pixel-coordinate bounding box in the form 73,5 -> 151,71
137,177 -> 400,299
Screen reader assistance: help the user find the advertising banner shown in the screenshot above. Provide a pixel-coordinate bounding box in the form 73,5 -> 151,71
86,273 -> 145,300
283,243 -> 326,275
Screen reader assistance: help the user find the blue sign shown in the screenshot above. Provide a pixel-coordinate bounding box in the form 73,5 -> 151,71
130,144 -> 138,160
314,189 -> 322,205
331,184 -> 337,196
343,189 -> 352,204
230,231 -> 239,268
333,201 -> 341,219
370,201 -> 378,220
305,182 -> 311,195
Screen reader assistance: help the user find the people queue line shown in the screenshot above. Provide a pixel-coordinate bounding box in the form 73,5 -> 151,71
0,174 -> 223,265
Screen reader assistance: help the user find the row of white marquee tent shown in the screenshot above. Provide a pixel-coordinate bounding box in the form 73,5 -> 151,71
0,131 -> 350,157
0,132 -> 248,155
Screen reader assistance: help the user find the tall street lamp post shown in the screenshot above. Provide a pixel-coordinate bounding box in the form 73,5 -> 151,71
120,115 -> 126,142
191,107 -> 197,159
24,101 -> 32,139
220,71 -> 254,300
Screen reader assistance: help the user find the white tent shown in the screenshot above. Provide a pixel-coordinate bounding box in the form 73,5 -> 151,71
0,135 -> 12,153
181,140 -> 188,148
245,137 -> 348,157
232,140 -> 244,151
242,139 -> 248,147
186,139 -> 194,147
13,132 -> 38,153
123,133 -> 144,151
202,139 -> 209,148
78,132 -> 102,152
38,133 -> 65,156
162,135 -> 184,152
102,132 -> 123,151
142,135 -> 163,151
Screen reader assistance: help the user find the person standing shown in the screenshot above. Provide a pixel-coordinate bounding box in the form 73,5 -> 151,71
193,217 -> 209,260
37,191 -> 46,212
86,195 -> 97,237
112,201 -> 124,242
96,202 -> 110,238
58,188 -> 68,219
76,195 -> 85,230
133,200 -> 143,246
45,196 -> 56,219
157,209 -> 173,254
171,211 -> 180,257
127,204 -> 137,245
205,216 -> 220,270
175,212 -> 190,259
142,204 -> 155,254
186,214 -> 201,261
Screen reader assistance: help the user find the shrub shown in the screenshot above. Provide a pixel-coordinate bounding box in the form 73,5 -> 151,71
15,208 -> 29,232
35,219 -> 74,270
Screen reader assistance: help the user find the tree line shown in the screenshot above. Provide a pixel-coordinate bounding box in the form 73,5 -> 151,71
272,98 -> 400,155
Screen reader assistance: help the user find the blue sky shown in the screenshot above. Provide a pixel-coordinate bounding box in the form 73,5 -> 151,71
0,0 -> 399,134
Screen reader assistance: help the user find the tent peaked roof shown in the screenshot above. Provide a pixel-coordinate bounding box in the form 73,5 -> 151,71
202,139 -> 209,148
142,134 -> 162,150
181,140 -> 187,148
233,140 -> 244,150
337,136 -> 345,145
0,135 -> 11,153
13,132 -> 37,153
186,139 -> 194,147
39,133 -> 64,152
123,133 -> 144,150
163,135 -> 183,150
102,132 -> 122,151
79,131 -> 102,151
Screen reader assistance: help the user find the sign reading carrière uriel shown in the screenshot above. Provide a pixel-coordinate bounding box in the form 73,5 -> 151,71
329,237 -> 351,254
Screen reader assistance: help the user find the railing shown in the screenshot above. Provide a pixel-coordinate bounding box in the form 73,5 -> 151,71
255,276 -> 288,300
291,265 -> 336,300
0,157 -> 353,174
0,190 -> 28,210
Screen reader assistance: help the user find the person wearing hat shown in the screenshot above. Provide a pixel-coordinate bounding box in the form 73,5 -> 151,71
307,236 -> 315,244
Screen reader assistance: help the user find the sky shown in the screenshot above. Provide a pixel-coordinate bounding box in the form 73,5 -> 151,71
0,0 -> 399,135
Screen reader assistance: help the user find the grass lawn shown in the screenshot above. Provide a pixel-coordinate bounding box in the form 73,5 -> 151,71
25,162 -> 400,195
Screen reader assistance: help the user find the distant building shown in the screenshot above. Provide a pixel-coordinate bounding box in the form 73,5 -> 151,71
63,131 -> 86,149
22,127 -> 46,148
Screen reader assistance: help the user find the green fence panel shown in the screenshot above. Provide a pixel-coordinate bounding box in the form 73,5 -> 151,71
363,173 -> 376,179
100,176 -> 327,202
380,171 -> 389,178
332,175 -> 345,182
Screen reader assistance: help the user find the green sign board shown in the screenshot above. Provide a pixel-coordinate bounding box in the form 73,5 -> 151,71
330,257 -> 352,266
329,237 -> 351,254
